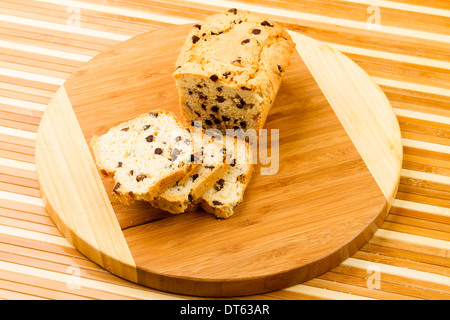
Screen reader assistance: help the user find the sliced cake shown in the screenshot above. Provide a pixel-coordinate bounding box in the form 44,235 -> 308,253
90,110 -> 200,205
151,131 -> 230,214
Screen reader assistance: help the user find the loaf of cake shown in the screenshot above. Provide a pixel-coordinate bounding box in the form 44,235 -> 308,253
173,8 -> 295,133
90,110 -> 200,205
150,132 -> 230,214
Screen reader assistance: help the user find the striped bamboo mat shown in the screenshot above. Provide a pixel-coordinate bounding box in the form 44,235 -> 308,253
0,0 -> 449,300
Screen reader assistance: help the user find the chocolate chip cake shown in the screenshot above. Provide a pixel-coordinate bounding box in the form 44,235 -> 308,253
199,137 -> 254,219
173,8 -> 295,133
90,110 -> 200,205
199,163 -> 254,219
150,132 -> 231,214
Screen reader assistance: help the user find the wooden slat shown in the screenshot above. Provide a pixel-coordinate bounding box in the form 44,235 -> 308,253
0,0 -> 448,300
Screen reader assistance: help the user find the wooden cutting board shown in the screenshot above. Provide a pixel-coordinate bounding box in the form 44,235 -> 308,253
35,24 -> 403,297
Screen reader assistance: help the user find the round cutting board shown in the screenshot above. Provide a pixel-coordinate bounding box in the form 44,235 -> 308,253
35,24 -> 403,297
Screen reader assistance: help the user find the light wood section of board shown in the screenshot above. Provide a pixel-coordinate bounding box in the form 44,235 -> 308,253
289,31 -> 403,201
0,0 -> 449,300
35,86 -> 137,282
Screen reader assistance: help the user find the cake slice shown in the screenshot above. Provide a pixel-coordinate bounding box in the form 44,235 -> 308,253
150,131 -> 230,214
199,136 -> 254,219
173,9 -> 295,133
90,110 -> 200,205
200,163 -> 254,219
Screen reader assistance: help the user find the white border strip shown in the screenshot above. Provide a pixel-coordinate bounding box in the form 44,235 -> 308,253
0,157 -> 36,171
374,77 -> 450,97
402,139 -> 450,155
0,67 -> 65,86
327,42 -> 450,70
394,108 -> 450,126
0,40 -> 92,62
375,228 -> 450,250
0,97 -> 47,112
0,260 -> 183,300
34,0 -> 197,25
392,199 -> 450,218
0,224 -> 71,247
183,0 -> 450,43
0,14 -> 130,42
401,168 -> 450,186
341,257 -> 450,286
345,0 -> 450,17
0,190 -> 44,207
0,126 -> 37,140
285,284 -> 374,300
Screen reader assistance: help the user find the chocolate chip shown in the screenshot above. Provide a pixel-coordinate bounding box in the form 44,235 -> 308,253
212,200 -> 223,206
261,20 -> 273,27
240,121 -> 247,129
113,183 -> 121,193
188,89 -> 193,95
188,194 -> 194,202
241,39 -> 250,45
190,154 -> 199,163
236,174 -> 246,184
198,92 -> 207,100
149,112 -> 158,118
205,166 -> 215,170
171,148 -> 180,161
232,58 -> 241,64
196,83 -> 202,88
175,136 -> 182,142
154,148 -> 163,155
205,119 -> 213,126
236,98 -> 246,109
252,29 -> 261,35
210,74 -> 218,82
201,103 -> 207,110
136,174 -> 147,182
192,35 -> 200,44
211,106 -> 219,112
194,24 -> 201,29
216,96 -> 225,103
209,113 -> 216,119
222,115 -> 230,121
129,170 -> 134,175
228,8 -> 237,14
278,65 -> 283,73
214,118 -> 221,125
233,126 -> 240,130
241,86 -> 251,90
117,162 -> 122,167
143,124 -> 151,130
194,111 -> 201,117
217,87 -> 223,91
223,71 -> 231,79
121,127 -> 129,132
145,135 -> 154,142
214,179 -> 225,191
211,31 -> 223,36
192,173 -> 199,181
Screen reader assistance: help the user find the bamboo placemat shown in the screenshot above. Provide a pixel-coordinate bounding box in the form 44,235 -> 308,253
0,0 -> 449,300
